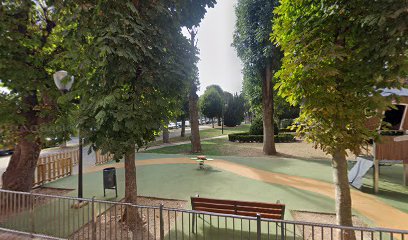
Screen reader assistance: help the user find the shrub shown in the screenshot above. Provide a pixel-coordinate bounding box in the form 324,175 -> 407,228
228,132 -> 296,143
280,118 -> 294,129
250,117 -> 279,135
380,130 -> 404,136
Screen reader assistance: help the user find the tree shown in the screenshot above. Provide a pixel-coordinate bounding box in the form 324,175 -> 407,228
224,93 -> 246,127
233,0 -> 282,155
187,27 -> 203,153
273,1 -> 408,239
0,1 -> 75,192
60,0 -> 215,230
200,87 -> 223,128
205,85 -> 225,125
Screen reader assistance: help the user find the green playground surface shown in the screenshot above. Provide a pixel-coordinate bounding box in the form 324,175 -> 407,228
1,153 -> 406,239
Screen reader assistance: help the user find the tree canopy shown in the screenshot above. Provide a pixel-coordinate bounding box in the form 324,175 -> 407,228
224,93 -> 245,127
200,87 -> 223,120
272,0 -> 408,235
58,0 -> 215,156
273,0 -> 408,155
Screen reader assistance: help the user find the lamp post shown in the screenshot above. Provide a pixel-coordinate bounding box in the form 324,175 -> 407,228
53,71 -> 83,200
222,103 -> 228,134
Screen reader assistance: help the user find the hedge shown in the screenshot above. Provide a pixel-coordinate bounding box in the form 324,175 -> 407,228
380,130 -> 404,136
228,132 -> 296,143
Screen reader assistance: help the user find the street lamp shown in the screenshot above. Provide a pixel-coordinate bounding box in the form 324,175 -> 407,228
53,70 -> 74,93
53,70 -> 84,200
222,103 -> 228,134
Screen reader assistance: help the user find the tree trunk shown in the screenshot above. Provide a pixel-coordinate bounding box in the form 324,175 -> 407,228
262,61 -> 277,155
217,117 -> 221,126
2,94 -> 41,192
2,134 -> 41,192
162,126 -> 169,143
212,118 -> 214,128
123,145 -> 138,235
189,83 -> 202,153
181,119 -> 186,137
332,149 -> 356,240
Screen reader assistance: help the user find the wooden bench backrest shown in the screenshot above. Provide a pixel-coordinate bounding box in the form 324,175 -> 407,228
191,197 -> 285,220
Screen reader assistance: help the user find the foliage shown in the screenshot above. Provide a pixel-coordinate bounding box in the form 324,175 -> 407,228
233,0 -> 281,72
200,87 -> 223,120
58,0 -> 215,157
228,132 -> 295,143
380,130 -> 404,136
0,1 -> 76,145
249,117 -> 278,135
233,0 -> 282,112
272,0 -> 408,155
177,96 -> 190,121
224,93 -> 246,127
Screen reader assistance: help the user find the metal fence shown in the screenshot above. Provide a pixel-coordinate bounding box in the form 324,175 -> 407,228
0,189 -> 407,240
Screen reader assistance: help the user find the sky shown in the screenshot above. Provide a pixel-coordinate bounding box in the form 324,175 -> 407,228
193,0 -> 243,96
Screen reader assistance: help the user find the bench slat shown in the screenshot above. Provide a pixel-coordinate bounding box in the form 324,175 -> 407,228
194,202 -> 236,210
236,206 -> 283,215
192,197 -> 285,209
191,197 -> 285,220
194,207 -> 236,215
236,211 -> 283,219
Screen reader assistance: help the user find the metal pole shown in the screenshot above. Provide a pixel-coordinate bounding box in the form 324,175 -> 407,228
159,204 -> 164,240
78,132 -> 83,199
256,214 -> 261,240
222,106 -> 224,135
91,197 -> 96,240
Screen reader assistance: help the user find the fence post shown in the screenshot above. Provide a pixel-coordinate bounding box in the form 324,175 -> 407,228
280,221 -> 285,240
160,203 -> 164,240
29,192 -> 35,235
256,214 -> 261,240
91,197 -> 96,240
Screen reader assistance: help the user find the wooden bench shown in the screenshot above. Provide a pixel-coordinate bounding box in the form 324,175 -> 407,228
191,196 -> 285,233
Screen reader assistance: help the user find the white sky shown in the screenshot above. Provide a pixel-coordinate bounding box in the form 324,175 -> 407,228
193,0 -> 243,96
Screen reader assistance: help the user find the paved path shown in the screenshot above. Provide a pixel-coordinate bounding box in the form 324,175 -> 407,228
83,157 -> 408,231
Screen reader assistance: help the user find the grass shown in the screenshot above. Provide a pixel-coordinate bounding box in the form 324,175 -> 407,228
147,124 -> 250,147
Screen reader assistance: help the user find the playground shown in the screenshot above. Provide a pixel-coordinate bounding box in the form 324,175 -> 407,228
2,151 -> 406,239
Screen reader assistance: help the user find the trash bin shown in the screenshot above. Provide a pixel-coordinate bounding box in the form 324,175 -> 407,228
103,167 -> 118,197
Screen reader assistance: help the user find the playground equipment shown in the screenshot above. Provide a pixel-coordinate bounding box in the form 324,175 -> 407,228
350,88 -> 408,192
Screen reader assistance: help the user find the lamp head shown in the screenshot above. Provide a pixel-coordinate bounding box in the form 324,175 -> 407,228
53,70 -> 74,93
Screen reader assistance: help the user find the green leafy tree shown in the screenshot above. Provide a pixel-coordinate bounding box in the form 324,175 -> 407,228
224,93 -> 246,127
233,0 -> 282,155
200,87 -> 223,128
206,84 -> 225,125
273,1 -> 408,238
0,1 -> 75,192
60,0 -> 215,229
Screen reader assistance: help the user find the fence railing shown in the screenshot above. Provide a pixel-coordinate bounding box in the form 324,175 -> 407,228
0,189 -> 407,240
32,149 -> 79,187
39,148 -> 80,166
34,157 -> 73,187
95,150 -> 114,165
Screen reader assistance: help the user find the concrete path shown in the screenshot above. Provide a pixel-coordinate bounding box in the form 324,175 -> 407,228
83,157 -> 408,231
